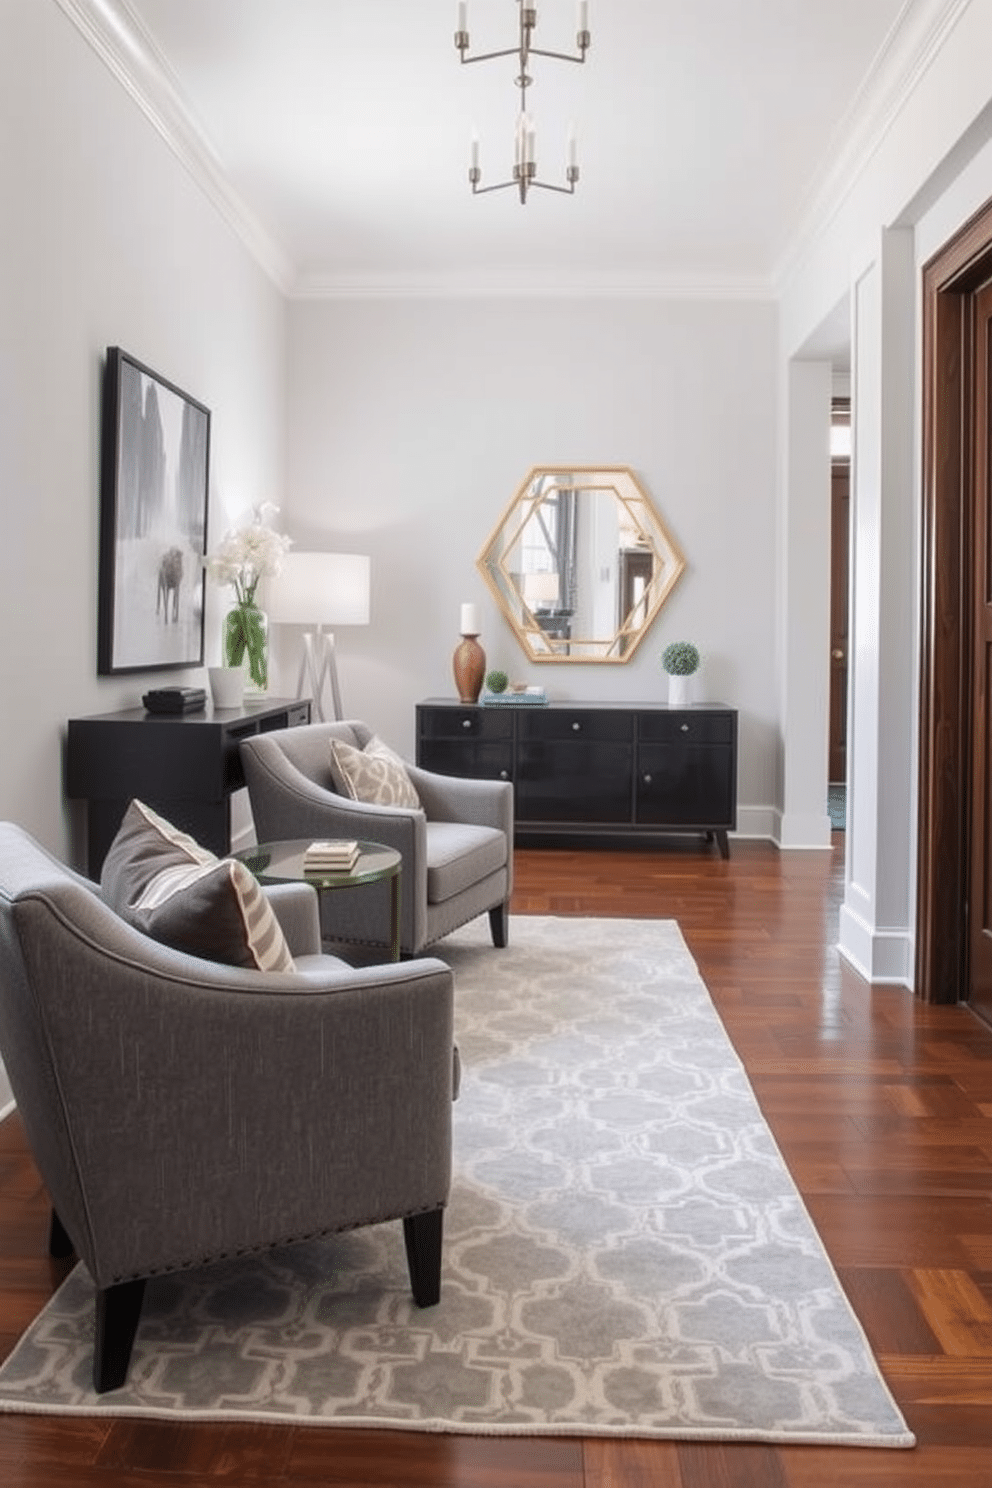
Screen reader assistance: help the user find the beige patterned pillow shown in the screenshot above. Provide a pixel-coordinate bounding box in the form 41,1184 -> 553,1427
101,799 -> 295,973
328,735 -> 421,809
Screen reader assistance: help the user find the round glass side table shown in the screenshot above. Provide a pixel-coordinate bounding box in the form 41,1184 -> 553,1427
236,839 -> 402,962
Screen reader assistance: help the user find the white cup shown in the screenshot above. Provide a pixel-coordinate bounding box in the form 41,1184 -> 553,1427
208,666 -> 244,710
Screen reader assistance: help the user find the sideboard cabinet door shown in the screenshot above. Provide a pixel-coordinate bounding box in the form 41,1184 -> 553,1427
635,710 -> 737,853
515,710 -> 633,824
415,704 -> 514,782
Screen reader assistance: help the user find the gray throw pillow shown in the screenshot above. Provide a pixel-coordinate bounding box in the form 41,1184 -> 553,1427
100,799 -> 295,973
328,735 -> 421,809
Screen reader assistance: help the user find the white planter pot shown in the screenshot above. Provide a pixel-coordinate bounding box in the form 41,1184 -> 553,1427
667,673 -> 693,707
208,666 -> 244,710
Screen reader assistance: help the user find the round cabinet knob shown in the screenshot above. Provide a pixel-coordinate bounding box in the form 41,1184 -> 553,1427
571,721 -> 581,732
499,770 -> 509,780
643,773 -> 652,785
832,648 -> 845,660
462,718 -> 472,730
680,723 -> 690,733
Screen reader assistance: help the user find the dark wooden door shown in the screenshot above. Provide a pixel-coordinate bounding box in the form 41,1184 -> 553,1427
968,281 -> 992,1025
829,461 -> 850,783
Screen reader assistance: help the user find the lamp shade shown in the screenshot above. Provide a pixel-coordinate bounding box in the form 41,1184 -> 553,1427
266,552 -> 370,626
523,571 -> 560,606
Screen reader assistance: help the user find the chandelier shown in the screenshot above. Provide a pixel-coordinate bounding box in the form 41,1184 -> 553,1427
455,2 -> 591,204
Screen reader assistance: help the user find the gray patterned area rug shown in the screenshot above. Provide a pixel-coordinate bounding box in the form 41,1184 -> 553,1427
0,916 -> 913,1446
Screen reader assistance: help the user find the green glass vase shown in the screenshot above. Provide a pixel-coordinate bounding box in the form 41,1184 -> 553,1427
224,602 -> 269,695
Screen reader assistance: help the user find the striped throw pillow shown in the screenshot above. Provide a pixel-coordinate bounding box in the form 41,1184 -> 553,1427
101,799 -> 295,973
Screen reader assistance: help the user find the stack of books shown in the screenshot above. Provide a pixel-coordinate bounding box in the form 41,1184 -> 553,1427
303,839 -> 360,872
482,686 -> 549,707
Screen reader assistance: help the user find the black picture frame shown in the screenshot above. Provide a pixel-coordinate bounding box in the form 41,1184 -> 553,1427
97,347 -> 210,675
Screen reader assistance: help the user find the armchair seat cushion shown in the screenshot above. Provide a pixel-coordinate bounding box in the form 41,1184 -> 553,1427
425,822 -> 507,905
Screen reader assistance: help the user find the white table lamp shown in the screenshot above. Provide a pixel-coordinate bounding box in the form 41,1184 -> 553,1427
266,552 -> 370,721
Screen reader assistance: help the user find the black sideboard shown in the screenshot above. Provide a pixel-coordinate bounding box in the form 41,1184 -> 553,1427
416,698 -> 738,857
67,698 -> 311,877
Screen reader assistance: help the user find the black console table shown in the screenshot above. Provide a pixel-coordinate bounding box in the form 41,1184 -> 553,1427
67,698 -> 311,877
416,698 -> 737,857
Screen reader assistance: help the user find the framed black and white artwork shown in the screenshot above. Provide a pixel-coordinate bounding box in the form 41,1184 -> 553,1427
97,346 -> 210,675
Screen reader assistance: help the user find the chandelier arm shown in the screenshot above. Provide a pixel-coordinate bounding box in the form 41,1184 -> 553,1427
471,179 -> 520,195
530,179 -> 578,196
456,46 -> 524,64
526,47 -> 589,64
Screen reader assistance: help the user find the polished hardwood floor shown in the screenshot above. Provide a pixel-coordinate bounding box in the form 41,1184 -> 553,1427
2,837 -> 992,1485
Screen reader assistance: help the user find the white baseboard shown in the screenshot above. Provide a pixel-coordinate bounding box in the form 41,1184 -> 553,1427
838,902 -> 913,986
732,805 -> 778,841
774,808 -> 833,849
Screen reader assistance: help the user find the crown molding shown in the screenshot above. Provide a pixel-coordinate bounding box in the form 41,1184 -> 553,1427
53,0 -> 295,294
289,270 -> 777,303
55,0 -> 960,308
774,0 -> 973,292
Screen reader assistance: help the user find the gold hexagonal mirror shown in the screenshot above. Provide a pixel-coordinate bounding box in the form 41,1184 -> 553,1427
477,466 -> 685,663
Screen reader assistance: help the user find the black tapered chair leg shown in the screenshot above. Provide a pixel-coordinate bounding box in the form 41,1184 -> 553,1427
93,1277 -> 146,1393
489,902 -> 509,948
403,1208 -> 444,1307
48,1208 -> 75,1259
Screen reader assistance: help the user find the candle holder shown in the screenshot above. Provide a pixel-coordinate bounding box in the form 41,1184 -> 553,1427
453,630 -> 486,705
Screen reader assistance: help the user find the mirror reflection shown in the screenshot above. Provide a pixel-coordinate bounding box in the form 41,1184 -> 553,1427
477,467 -> 685,663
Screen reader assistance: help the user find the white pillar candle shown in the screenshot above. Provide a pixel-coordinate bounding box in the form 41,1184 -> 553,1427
521,113 -> 535,165
460,602 -> 480,635
457,2 -> 467,32
578,1 -> 589,33
470,129 -> 480,170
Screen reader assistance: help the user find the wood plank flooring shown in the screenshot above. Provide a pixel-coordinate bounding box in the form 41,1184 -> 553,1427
2,838 -> 992,1485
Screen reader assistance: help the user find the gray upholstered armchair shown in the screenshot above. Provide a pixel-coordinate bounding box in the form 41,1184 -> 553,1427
0,821 -> 455,1393
239,720 -> 513,958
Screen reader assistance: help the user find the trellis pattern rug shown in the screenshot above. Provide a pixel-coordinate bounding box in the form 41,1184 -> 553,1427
0,917 -> 913,1446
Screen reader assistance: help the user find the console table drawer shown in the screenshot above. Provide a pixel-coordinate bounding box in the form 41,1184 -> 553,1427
517,710 -> 632,743
638,710 -> 735,745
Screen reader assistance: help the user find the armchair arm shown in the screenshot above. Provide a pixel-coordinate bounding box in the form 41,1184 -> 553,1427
263,881 -> 321,957
408,764 -> 514,835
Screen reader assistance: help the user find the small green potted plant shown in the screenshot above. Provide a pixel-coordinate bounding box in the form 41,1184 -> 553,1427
485,669 -> 509,696
661,641 -> 700,707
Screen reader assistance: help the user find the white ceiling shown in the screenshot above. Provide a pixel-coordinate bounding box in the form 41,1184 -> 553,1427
68,0 -> 947,296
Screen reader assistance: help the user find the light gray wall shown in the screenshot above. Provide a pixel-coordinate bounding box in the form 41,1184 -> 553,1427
0,1 -> 287,865
283,294 -> 781,832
